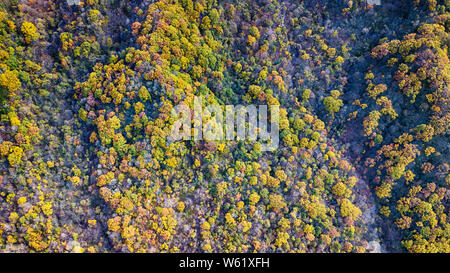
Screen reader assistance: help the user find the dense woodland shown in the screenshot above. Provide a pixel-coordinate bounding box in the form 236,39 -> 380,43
0,0 -> 448,253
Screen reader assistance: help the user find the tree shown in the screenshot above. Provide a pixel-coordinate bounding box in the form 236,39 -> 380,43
0,69 -> 21,94
21,21 -> 38,43
340,199 -> 362,219
323,90 -> 343,115
268,193 -> 286,212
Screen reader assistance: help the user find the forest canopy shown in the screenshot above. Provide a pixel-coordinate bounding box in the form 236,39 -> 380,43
0,0 -> 448,253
